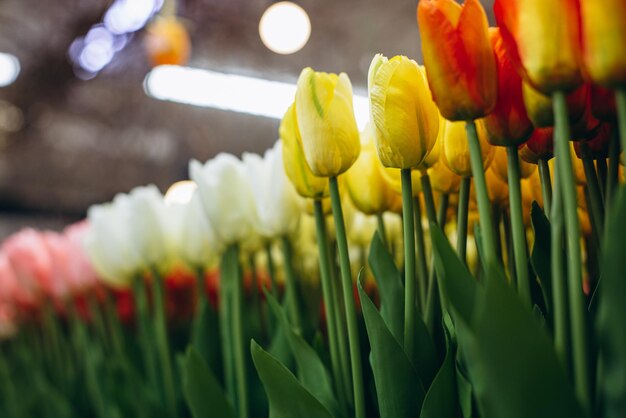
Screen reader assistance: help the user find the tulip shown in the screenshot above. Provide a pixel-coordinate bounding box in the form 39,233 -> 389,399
294,67 -> 360,177
522,82 -> 588,128
84,195 -> 144,288
243,141 -> 301,238
571,91 -> 602,141
521,128 -> 554,164
144,16 -> 191,67
494,0 -> 582,93
441,119 -> 493,177
368,54 -> 439,168
279,103 -> 328,199
486,167 -> 509,207
190,153 -> 258,246
417,0 -> 496,121
491,146 -> 537,182
345,124 -> 395,215
580,0 -> 626,88
380,167 -> 422,196
0,250 -> 38,312
428,163 -> 461,195
63,221 -> 101,294
590,85 -> 616,122
574,124 -> 612,161
482,28 -> 533,147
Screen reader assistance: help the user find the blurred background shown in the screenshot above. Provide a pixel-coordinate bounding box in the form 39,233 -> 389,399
0,0 -> 494,238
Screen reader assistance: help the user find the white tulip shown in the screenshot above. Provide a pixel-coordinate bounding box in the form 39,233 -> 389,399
242,140 -> 301,239
190,153 -> 258,246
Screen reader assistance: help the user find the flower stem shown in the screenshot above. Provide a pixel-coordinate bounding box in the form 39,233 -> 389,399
152,272 -> 178,418
614,89 -> 626,162
581,148 -> 605,242
550,162 -> 570,372
425,193 -> 450,333
133,275 -> 159,394
280,236 -> 302,333
265,243 -> 279,299
552,91 -> 590,411
606,130 -> 620,214
538,158 -> 553,215
218,258 -> 235,404
596,158 -> 607,202
224,245 -> 249,418
401,169 -> 417,356
506,145 -> 531,307
457,177 -> 471,263
413,196 -> 428,311
329,176 -> 365,418
465,120 -> 498,266
421,172 -> 441,335
313,199 -> 349,414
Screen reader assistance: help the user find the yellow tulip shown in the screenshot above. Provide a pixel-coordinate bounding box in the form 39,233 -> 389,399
279,103 -> 329,199
295,68 -> 360,177
368,54 -> 439,169
428,162 -> 461,194
485,167 -> 509,206
441,119 -> 493,177
522,81 -> 587,127
581,0 -> 626,88
345,124 -> 396,215
380,167 -> 422,197
491,146 -> 537,183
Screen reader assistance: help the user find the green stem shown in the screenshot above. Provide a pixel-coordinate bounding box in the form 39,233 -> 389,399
313,200 -> 349,414
538,159 -> 553,216
553,91 -> 590,411
421,172 -> 442,334
329,176 -> 366,418
413,197 -> 428,311
265,243 -> 279,299
493,204 -> 504,265
614,89 -> 626,163
376,213 -> 388,250
425,193 -> 450,333
606,130 -> 620,214
249,253 -> 268,340
152,272 -> 178,418
506,145 -> 532,307
457,177 -> 471,263
401,169 -> 417,357
465,121 -> 498,266
218,259 -> 235,404
550,164 -> 570,373
133,275 -> 159,392
502,209 -> 516,286
280,236 -> 302,333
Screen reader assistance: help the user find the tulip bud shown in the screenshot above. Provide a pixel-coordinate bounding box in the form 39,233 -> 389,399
581,0 -> 626,88
380,167 -> 422,197
144,16 -> 191,67
482,28 -> 533,147
590,85 -> 616,122
295,67 -> 360,177
428,162 -> 461,194
520,128 -> 554,164
571,89 -> 602,141
368,54 -> 439,168
573,124 -> 612,160
279,103 -> 329,199
417,0 -> 497,120
441,119 -> 494,177
345,124 -> 396,215
485,167 -> 509,206
522,82 -> 587,128
494,0 -> 583,93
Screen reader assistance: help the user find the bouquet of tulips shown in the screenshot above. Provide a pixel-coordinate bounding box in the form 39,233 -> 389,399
1,0 -> 625,417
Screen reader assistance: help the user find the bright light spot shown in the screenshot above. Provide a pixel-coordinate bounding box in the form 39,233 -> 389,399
79,38 -> 115,73
104,0 -> 161,35
144,65 -> 369,129
0,53 -> 20,87
164,180 -> 197,206
259,2 -> 311,54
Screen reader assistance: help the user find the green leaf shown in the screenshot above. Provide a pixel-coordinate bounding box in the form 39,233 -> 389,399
251,340 -> 334,418
265,292 -> 339,416
182,347 -> 235,418
466,265 -> 585,418
358,277 -> 425,418
597,186 -> 626,418
368,231 -> 404,343
530,201 -> 553,314
455,361 -> 473,418
420,321 -> 461,418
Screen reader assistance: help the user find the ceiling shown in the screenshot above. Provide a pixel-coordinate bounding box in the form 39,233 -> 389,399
0,0 -> 495,235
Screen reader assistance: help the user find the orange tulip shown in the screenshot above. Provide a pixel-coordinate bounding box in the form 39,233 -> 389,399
416,0 -> 497,121
494,0 -> 583,93
145,17 -> 191,67
580,0 -> 626,88
482,28 -> 533,146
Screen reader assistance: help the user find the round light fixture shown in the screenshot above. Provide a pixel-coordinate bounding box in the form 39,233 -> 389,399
164,180 -> 197,206
259,2 -> 311,55
0,53 -> 20,87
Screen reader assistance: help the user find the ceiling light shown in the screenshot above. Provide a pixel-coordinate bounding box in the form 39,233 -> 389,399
259,2 -> 311,55
144,65 -> 369,129
0,53 -> 20,87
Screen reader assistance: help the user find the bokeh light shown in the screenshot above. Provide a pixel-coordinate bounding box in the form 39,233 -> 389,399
259,2 -> 311,55
0,53 -> 20,87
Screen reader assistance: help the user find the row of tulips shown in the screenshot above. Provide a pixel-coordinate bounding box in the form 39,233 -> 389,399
2,0 -> 626,417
